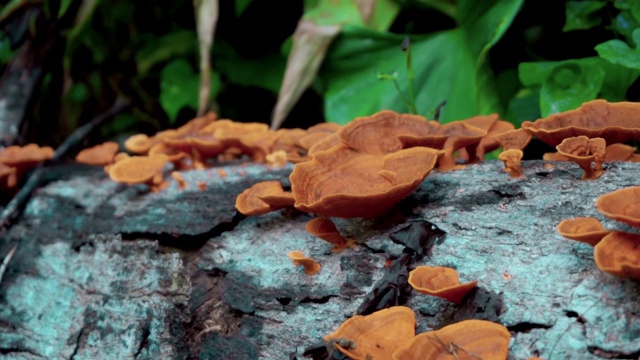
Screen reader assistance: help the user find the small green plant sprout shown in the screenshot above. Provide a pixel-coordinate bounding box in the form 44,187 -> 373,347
377,36 -> 418,114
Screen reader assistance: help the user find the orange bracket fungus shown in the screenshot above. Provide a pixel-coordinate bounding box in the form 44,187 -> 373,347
124,134 -> 153,154
75,141 -> 119,166
594,231 -> 640,280
324,306 -> 416,360
596,186 -> 640,227
459,115 -> 515,162
392,319 -> 510,360
337,110 -> 442,155
498,149 -> 524,177
235,180 -> 293,215
287,250 -> 321,275
0,144 -> 54,177
305,217 -> 352,252
556,217 -> 610,246
0,164 -> 17,191
291,145 -> 440,218
107,154 -> 169,192
434,122 -> 486,171
408,266 -> 477,304
521,99 -> 640,146
555,136 -> 605,180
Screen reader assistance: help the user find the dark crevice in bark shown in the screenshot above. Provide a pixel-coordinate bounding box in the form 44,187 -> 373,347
68,327 -> 84,360
507,322 -> 552,333
587,346 -> 640,359
121,212 -> 246,250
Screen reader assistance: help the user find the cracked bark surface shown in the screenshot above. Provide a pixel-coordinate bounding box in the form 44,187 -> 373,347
0,160 -> 639,359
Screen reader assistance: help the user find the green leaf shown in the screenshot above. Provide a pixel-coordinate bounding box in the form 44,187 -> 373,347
159,59 -> 221,123
415,0 -> 456,18
518,57 -> 640,116
540,62 -> 605,115
321,28 -> 498,124
235,0 -> 252,16
595,29 -> 640,69
319,0 -> 523,124
611,9 -> 640,40
629,0 -> 640,23
58,0 -> 72,19
214,41 -> 286,93
136,30 -> 198,75
563,0 -> 607,32
303,0 -> 363,26
0,34 -> 14,65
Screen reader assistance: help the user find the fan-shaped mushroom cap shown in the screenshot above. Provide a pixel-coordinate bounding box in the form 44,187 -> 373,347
521,99 -> 640,146
596,186 -> 640,227
392,319 -> 510,360
557,217 -> 610,246
594,231 -> 640,280
291,145 -> 440,218
124,134 -> 153,154
305,217 -> 350,252
235,180 -> 293,215
460,116 -> 514,162
498,149 -> 524,177
493,128 -> 532,151
307,133 -> 343,155
298,132 -> 332,152
75,141 -> 119,166
0,144 -> 53,177
337,110 -> 441,155
556,136 -> 605,179
408,266 -> 477,304
307,122 -> 341,133
435,122 -> 487,171
148,142 -> 188,163
108,154 -> 169,185
324,306 -> 416,360
287,250 -> 321,275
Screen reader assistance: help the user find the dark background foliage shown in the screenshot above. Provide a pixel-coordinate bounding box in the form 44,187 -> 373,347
0,0 -> 637,151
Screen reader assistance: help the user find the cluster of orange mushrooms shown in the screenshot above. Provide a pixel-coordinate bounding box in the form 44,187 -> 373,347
323,306 -> 513,360
558,186 -> 640,280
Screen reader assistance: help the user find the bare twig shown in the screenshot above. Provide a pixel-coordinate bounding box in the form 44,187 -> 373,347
0,98 -> 131,232
0,244 -> 17,285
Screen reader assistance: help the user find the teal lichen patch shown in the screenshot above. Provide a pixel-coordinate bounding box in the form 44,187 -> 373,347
0,236 -> 189,359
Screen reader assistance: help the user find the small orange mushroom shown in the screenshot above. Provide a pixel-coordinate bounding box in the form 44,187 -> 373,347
75,141 -> 119,166
408,266 -> 477,304
493,128 -> 532,152
324,306 -> 416,360
197,181 -> 207,191
596,186 -> 640,227
107,154 -> 169,192
498,149 -> 524,177
124,134 -> 153,154
594,231 -> 640,280
556,217 -> 610,246
266,150 -> 288,167
171,171 -> 188,190
235,181 -> 293,215
555,136 -> 605,180
305,217 -> 352,252
287,250 -> 321,275
392,319 -> 510,360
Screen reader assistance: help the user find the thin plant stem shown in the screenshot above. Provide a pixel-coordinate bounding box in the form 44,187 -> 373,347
403,37 -> 417,114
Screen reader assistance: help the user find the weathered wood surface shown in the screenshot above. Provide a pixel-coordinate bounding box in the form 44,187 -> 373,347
0,160 -> 639,359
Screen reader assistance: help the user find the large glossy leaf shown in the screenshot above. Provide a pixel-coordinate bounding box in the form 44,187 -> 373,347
563,0 -> 607,31
540,62 -> 605,115
595,29 -> 640,70
319,0 -> 523,124
611,9 -> 639,40
519,57 -> 640,116
214,41 -> 286,93
160,59 -> 221,123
